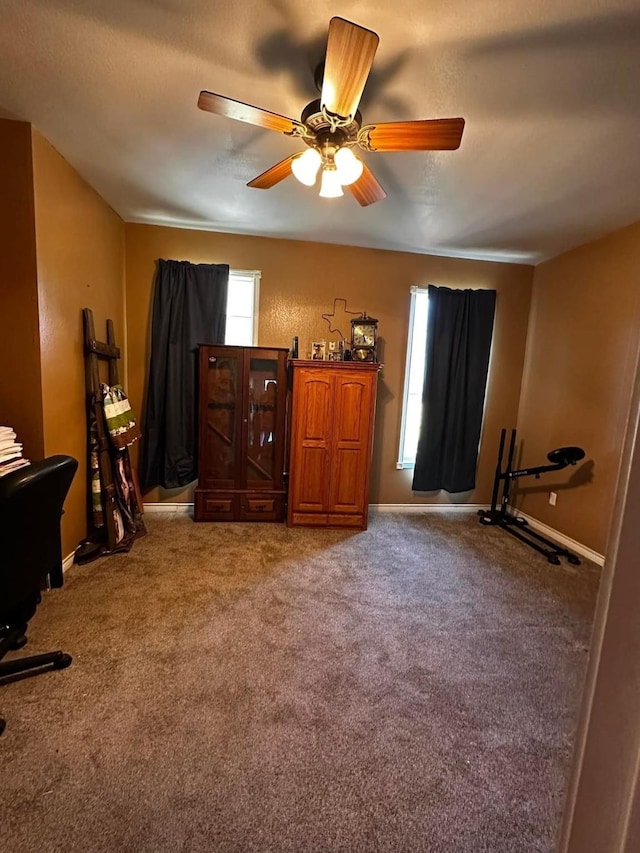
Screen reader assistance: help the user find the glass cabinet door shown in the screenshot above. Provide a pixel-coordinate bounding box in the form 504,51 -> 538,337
203,349 -> 240,488
245,354 -> 279,488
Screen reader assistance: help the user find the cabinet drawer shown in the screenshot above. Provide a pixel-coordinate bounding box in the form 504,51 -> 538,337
289,512 -> 329,527
289,511 -> 366,529
194,490 -> 237,521
327,513 -> 366,529
206,497 -> 233,514
240,494 -> 284,522
247,497 -> 274,513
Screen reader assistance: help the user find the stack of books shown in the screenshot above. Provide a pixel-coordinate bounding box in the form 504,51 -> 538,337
0,426 -> 30,477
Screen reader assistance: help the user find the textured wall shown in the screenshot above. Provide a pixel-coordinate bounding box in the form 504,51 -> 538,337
0,119 -> 44,459
124,223 -> 533,506
31,130 -> 125,557
560,336 -> 640,853
516,222 -> 640,555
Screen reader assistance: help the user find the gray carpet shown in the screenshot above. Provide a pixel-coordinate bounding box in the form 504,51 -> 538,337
1,512 -> 600,853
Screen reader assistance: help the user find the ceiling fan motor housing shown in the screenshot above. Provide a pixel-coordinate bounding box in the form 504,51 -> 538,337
300,99 -> 362,146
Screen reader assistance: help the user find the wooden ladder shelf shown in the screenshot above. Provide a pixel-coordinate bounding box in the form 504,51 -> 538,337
82,307 -> 121,551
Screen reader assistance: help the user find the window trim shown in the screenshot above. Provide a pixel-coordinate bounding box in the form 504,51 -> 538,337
227,269 -> 261,346
397,286 -> 429,469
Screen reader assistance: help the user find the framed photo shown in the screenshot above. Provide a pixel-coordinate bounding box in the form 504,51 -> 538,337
311,341 -> 326,361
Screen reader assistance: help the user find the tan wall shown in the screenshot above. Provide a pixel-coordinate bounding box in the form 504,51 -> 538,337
125,223 -> 533,506
516,222 -> 640,555
560,326 -> 640,853
0,119 -> 44,459
31,130 -> 125,557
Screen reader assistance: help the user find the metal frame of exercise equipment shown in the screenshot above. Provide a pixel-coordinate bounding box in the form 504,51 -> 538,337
478,428 -> 584,565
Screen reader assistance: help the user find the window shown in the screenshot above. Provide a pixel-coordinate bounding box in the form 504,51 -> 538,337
397,287 -> 429,468
225,270 -> 260,345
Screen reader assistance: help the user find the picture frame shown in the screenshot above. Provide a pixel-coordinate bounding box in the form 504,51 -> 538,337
311,340 -> 326,361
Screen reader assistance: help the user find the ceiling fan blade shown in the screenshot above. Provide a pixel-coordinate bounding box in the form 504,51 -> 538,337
321,17 -> 379,119
247,154 -> 297,189
198,91 -> 300,135
348,163 -> 386,207
361,118 -> 465,152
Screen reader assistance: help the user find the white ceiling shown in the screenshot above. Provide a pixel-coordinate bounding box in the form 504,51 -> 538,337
1,0 -> 639,264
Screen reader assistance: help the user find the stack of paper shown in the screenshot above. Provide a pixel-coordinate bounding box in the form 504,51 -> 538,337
0,426 -> 30,477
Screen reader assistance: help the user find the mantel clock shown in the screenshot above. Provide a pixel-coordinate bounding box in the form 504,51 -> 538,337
350,314 -> 378,362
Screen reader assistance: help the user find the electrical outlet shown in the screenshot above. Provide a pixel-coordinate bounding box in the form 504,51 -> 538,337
549,491 -> 557,506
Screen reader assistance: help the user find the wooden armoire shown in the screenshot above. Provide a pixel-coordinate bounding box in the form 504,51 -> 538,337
194,345 -> 289,522
287,359 -> 380,530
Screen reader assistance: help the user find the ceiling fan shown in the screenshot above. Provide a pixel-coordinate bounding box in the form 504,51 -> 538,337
198,17 -> 465,206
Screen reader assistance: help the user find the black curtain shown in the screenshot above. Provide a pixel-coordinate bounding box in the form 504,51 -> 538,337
412,285 -> 496,493
141,259 -> 229,490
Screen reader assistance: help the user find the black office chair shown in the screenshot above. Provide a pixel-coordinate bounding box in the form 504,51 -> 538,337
0,455 -> 78,735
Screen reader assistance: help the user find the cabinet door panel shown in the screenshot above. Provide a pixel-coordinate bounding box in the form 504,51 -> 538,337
331,448 -> 366,511
329,373 -> 375,514
201,348 -> 241,489
335,378 -> 369,441
245,351 -> 282,489
296,446 -> 330,510
289,371 -> 333,512
301,378 -> 333,440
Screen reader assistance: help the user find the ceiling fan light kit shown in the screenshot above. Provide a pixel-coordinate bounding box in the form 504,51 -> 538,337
319,166 -> 344,198
198,17 -> 465,206
291,142 -> 363,194
334,147 -> 363,186
291,148 -> 321,186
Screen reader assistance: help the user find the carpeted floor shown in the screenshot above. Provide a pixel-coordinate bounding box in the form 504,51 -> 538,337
1,512 -> 600,853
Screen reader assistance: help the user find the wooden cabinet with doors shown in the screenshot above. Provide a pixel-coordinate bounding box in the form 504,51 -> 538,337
194,345 -> 289,522
287,359 -> 380,530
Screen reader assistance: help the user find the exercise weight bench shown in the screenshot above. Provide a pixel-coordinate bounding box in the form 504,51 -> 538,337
478,428 -> 585,565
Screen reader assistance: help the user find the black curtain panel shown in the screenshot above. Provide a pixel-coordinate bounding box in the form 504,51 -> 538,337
141,259 -> 229,490
412,285 -> 496,494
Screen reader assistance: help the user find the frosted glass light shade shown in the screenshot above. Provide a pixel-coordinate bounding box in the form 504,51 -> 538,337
291,148 -> 322,186
319,167 -> 344,198
334,147 -> 364,186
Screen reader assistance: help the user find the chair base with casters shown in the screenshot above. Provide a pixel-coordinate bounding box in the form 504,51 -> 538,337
0,454 -> 78,736
0,594 -> 73,736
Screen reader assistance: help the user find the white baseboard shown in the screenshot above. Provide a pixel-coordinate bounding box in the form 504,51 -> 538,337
371,503 -> 488,514
508,509 -> 605,566
145,501 -> 486,515
145,502 -> 486,515
144,502 -> 193,514
62,552 -> 75,573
